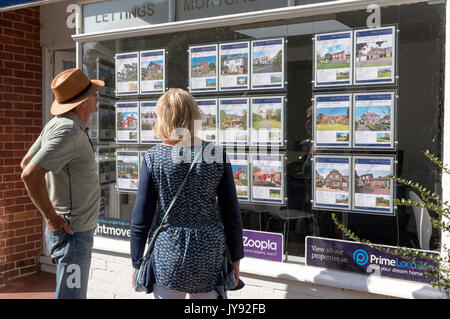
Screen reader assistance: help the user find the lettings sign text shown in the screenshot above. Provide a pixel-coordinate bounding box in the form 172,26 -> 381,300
83,0 -> 170,34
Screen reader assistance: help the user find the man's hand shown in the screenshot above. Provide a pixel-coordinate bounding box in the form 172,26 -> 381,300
46,215 -> 74,234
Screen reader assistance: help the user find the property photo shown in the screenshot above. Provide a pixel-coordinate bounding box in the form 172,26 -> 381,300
141,111 -> 157,130
356,40 -> 393,71
221,53 -> 248,75
191,56 -> 216,77
315,168 -> 350,194
200,109 -> 216,130
117,159 -> 139,180
141,60 -> 164,81
354,170 -> 391,196
377,66 -> 392,78
252,165 -> 282,188
316,44 -> 351,71
232,164 -> 249,197
252,106 -> 282,131
220,108 -> 247,131
117,62 -> 137,82
253,49 -> 283,74
117,112 -> 138,130
377,132 -> 391,143
355,106 -> 391,132
315,107 -> 349,131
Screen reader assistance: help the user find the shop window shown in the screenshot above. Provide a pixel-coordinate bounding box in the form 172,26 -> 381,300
82,1 -> 445,263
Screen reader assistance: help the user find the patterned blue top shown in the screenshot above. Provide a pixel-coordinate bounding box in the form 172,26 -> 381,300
130,142 -> 244,294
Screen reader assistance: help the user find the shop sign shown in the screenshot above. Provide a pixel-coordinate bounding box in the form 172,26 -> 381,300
305,236 -> 439,284
83,0 -> 169,34
95,216 -> 131,239
176,0 -> 287,21
243,229 -> 283,262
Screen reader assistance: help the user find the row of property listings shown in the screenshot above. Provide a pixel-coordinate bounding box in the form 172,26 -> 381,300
314,25 -> 397,87
312,155 -> 396,215
115,38 -> 285,95
116,150 -> 285,205
313,91 -> 397,150
115,97 -> 285,146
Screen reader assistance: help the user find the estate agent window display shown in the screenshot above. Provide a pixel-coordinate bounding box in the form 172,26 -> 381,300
82,2 -> 445,262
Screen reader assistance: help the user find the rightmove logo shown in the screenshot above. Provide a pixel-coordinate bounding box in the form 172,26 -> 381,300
353,249 -> 369,266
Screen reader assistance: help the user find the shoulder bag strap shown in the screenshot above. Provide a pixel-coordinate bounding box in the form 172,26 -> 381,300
141,144 -> 203,262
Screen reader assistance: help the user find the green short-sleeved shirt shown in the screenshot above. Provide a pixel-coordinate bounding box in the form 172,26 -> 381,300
29,112 -> 100,232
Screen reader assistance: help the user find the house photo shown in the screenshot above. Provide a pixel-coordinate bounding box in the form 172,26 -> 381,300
315,106 -> 349,131
315,168 -> 350,192
141,60 -> 163,81
355,106 -> 391,132
221,53 -> 248,75
356,42 -> 393,67
191,56 -> 216,77
355,172 -> 391,195
316,44 -> 351,70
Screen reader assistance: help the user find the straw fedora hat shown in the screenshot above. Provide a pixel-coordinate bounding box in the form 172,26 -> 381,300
50,68 -> 105,115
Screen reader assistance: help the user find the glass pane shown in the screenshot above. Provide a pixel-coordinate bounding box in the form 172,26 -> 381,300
82,1 -> 445,261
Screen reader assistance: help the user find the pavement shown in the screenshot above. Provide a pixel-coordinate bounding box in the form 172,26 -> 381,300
0,272 -> 55,299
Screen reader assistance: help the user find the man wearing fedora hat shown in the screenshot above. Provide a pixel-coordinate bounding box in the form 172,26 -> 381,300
20,68 -> 104,299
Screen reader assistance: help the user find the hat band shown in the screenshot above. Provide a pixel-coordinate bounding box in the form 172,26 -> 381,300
59,82 -> 93,103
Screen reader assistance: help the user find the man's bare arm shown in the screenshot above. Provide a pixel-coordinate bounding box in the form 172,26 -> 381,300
20,152 -> 35,170
21,161 -> 73,234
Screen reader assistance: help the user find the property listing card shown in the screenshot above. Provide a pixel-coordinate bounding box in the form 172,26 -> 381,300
97,58 -> 115,97
353,92 -> 395,149
115,52 -> 139,95
229,153 -> 250,201
98,160 -> 116,185
314,31 -> 353,87
250,96 -> 284,146
196,99 -> 218,143
97,103 -> 115,141
354,26 -> 396,85
189,44 -> 218,92
219,98 -> 249,145
219,41 -> 250,91
251,38 -> 285,90
116,151 -> 140,193
251,154 -> 284,204
116,102 -> 139,144
353,157 -> 394,215
140,49 -> 165,94
313,94 -> 351,148
313,156 -> 351,210
140,101 -> 161,144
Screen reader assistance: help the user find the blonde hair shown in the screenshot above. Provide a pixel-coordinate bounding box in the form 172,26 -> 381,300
154,88 -> 201,144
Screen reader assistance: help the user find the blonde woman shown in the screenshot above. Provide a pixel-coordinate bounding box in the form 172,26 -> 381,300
130,88 -> 244,299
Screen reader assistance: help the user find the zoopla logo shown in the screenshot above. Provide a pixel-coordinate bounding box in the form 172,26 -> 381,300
353,249 -> 369,266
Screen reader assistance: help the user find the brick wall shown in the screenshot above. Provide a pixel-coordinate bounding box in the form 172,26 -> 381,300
0,7 -> 43,286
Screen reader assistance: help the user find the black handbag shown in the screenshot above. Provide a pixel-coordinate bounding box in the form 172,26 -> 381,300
133,146 -> 203,293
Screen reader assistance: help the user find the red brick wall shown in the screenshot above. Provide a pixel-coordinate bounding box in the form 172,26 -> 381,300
0,7 -> 43,286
